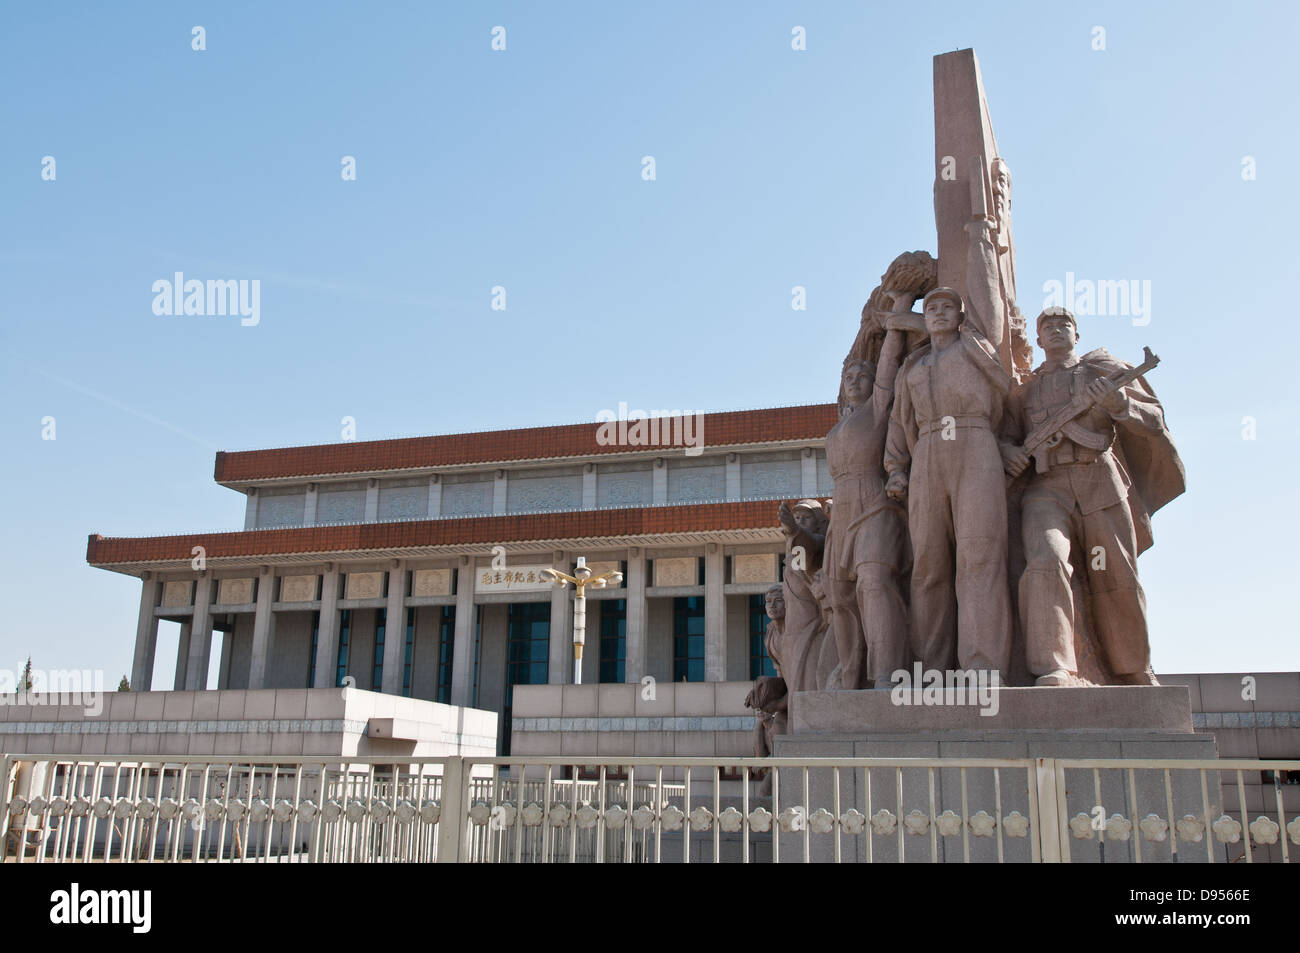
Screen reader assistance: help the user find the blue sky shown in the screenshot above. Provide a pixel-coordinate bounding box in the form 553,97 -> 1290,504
2,1 -> 1297,682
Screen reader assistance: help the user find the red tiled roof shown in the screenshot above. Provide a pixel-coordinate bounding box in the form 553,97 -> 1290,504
86,500 -> 792,566
213,404 -> 837,483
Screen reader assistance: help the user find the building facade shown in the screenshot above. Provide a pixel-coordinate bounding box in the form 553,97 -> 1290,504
87,405 -> 838,751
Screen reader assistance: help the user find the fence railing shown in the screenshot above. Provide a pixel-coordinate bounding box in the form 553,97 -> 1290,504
3,754 -> 1296,863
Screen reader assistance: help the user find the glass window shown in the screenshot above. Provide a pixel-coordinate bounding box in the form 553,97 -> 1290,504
307,610 -> 321,687
673,596 -> 706,682
401,607 -> 416,697
372,608 -> 387,691
436,606 -> 455,704
599,599 -> 626,683
504,602 -> 550,755
335,609 -> 352,687
749,594 -> 777,679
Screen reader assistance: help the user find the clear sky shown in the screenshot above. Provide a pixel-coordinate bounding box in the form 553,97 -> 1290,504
2,1 -> 1296,684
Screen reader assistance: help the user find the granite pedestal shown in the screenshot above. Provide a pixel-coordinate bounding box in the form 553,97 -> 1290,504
771,686 -> 1222,863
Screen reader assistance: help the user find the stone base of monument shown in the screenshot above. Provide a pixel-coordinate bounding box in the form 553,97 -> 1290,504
770,686 -> 1224,863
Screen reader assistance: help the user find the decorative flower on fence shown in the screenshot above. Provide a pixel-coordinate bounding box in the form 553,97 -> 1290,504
576,804 -> 601,830
968,810 -> 995,838
467,802 -> 492,826
113,798 -> 134,820
808,808 -> 835,834
28,796 -> 47,816
936,810 -> 963,837
343,799 -> 366,823
298,800 -> 320,823
71,797 -> 92,818
7,796 -> 26,818
747,807 -> 773,833
93,797 -> 114,820
718,806 -> 744,833
1211,815 -> 1241,844
1249,816 -> 1280,846
659,804 -> 685,831
1287,817 -> 1300,846
249,798 -> 271,823
321,799 -> 343,823
548,803 -> 572,828
777,806 -> 806,833
48,797 -> 69,818
227,801 -> 248,823
1138,814 -> 1168,843
869,809 -> 896,837
1104,814 -> 1133,841
689,806 -> 714,832
419,801 -> 442,825
1175,815 -> 1205,843
631,805 -> 657,831
1068,813 -> 1095,840
1002,812 -> 1029,838
603,804 -> 628,830
373,801 -> 396,823
903,809 -> 929,836
273,799 -> 296,823
204,799 -> 225,821
840,809 -> 866,835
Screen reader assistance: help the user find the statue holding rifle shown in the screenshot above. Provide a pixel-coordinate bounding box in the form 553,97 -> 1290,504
1001,307 -> 1185,686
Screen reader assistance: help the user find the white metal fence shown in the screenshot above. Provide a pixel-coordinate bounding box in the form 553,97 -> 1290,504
3,754 -> 1296,863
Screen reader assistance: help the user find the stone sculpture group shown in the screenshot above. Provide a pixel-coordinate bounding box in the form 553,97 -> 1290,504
748,58 -> 1186,753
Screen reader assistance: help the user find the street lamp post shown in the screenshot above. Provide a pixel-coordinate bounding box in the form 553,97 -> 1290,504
541,556 -> 624,685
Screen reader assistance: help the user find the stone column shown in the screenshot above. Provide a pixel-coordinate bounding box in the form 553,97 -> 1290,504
381,562 -> 408,694
428,475 -> 442,518
450,558 -> 476,706
130,574 -> 161,691
183,575 -> 215,690
304,483 -> 318,525
365,478 -> 379,522
801,447 -> 818,497
725,453 -> 741,501
624,547 -> 647,683
243,487 -> 259,530
652,458 -> 667,504
313,567 -> 341,688
548,549 -> 571,684
173,621 -> 193,691
704,544 -> 727,682
247,569 -> 277,690
582,463 -> 597,509
493,469 -> 508,515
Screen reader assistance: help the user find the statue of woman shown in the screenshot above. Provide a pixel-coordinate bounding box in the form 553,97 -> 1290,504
825,321 -> 911,688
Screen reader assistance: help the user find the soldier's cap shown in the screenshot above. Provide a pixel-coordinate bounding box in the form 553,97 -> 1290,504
792,498 -> 824,513
1036,307 -> 1078,332
922,287 -> 964,311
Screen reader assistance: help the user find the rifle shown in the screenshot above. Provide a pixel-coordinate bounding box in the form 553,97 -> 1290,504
1018,346 -> 1160,474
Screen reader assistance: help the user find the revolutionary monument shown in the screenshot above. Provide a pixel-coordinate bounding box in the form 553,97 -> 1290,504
749,49 -> 1193,775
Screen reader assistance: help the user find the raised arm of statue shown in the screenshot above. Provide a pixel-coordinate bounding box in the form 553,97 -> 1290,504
963,157 -> 1005,353
870,327 -> 906,420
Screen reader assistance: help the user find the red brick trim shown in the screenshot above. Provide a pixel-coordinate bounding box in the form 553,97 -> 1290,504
213,404 -> 837,483
86,500 -> 795,566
